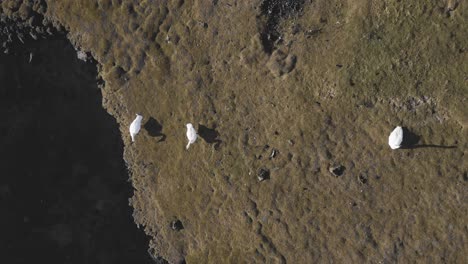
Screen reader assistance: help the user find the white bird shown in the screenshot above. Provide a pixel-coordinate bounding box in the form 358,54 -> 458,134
388,126 -> 403,149
186,123 -> 197,149
129,114 -> 143,142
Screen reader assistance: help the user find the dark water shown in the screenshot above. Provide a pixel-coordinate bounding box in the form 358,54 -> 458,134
0,34 -> 153,263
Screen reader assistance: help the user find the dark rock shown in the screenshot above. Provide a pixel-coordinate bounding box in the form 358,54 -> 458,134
171,220 -> 184,231
358,173 -> 368,185
257,168 -> 270,182
259,0 -> 306,53
329,165 -> 345,177
147,248 -> 170,264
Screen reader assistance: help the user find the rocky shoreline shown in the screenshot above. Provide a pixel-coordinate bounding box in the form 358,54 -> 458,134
1,2 -> 155,263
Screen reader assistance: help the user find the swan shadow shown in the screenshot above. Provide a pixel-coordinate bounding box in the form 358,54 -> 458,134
400,127 -> 456,149
143,117 -> 166,142
401,144 -> 457,149
198,124 -> 222,149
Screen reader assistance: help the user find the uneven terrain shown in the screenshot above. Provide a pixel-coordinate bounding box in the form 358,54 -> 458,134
1,0 -> 467,263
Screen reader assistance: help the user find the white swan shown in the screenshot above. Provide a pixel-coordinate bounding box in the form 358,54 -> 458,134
129,114 -> 143,142
388,126 -> 403,149
186,123 -> 197,149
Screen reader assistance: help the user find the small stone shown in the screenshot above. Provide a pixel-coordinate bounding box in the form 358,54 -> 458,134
257,168 -> 270,182
269,149 -> 277,159
170,220 -> 184,231
77,50 -> 88,61
29,32 -> 37,40
329,165 -> 345,177
358,173 -> 368,185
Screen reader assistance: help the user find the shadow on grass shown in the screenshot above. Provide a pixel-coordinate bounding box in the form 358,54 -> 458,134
400,127 -> 457,149
144,117 -> 166,142
198,124 -> 222,149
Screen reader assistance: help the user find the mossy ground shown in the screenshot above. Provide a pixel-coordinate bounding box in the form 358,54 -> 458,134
4,0 -> 465,262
